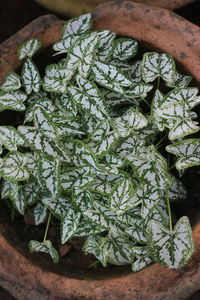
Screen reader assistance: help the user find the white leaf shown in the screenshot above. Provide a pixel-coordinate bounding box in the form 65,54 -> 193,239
38,157 -> 61,197
142,52 -> 175,83
112,38 -> 138,61
60,209 -> 81,244
29,240 -> 59,263
0,126 -> 24,151
166,139 -> 200,170
147,216 -> 194,268
97,30 -> 116,60
61,166 -> 94,190
92,60 -> 132,93
21,58 -> 41,94
18,39 -> 42,60
1,72 -> 21,91
62,13 -> 92,37
42,197 -> 72,220
1,152 -> 29,182
33,203 -> 47,225
0,90 -> 27,112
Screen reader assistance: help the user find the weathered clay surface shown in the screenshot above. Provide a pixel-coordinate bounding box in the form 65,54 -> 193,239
1,3 -> 200,299
93,0 -> 200,85
35,0 -> 195,16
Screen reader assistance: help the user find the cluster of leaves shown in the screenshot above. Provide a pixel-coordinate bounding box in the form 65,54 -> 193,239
0,13 -> 199,270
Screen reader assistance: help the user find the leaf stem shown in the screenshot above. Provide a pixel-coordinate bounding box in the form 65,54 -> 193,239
157,76 -> 160,89
166,191 -> 173,232
43,212 -> 51,242
155,134 -> 166,149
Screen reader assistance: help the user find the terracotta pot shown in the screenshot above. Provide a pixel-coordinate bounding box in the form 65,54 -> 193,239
34,0 -> 195,16
1,2 -> 200,299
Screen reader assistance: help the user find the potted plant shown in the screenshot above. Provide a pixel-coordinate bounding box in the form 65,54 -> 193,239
1,1 -> 200,299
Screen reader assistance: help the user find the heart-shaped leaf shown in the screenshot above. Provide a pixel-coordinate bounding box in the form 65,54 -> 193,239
147,216 -> 194,268
166,139 -> 200,169
18,39 -> 42,60
29,240 -> 59,263
0,72 -> 21,91
60,208 -> 81,244
22,58 -> 41,94
0,90 -> 27,112
112,38 -> 138,61
1,152 -> 29,182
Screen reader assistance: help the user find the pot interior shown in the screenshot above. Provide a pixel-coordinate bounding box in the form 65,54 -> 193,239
1,43 -> 200,281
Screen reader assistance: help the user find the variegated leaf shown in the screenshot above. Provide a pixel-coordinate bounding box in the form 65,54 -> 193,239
60,209 -> 81,244
161,88 -> 200,110
0,126 -> 24,151
90,173 -> 127,195
83,208 -> 112,229
71,140 -> 102,172
116,134 -> 145,158
18,126 -> 66,160
53,34 -> 81,55
132,183 -> 162,218
166,71 -> 192,88
112,107 -> 148,137
29,240 -> 59,263
1,152 -> 29,182
97,30 -> 116,60
22,58 -> 41,94
33,203 -> 48,225
62,13 -> 92,37
151,89 -> 165,131
103,90 -> 132,107
168,176 -> 187,202
127,146 -> 172,189
125,83 -> 153,100
92,60 -> 132,93
0,72 -> 21,91
61,166 -> 94,190
74,220 -> 106,237
52,115 -> 84,137
38,157 -> 61,197
112,38 -> 138,61
21,182 -> 40,206
131,247 -> 152,272
68,77 -> 108,120
166,139 -> 200,170
0,90 -> 27,112
72,188 -> 93,212
55,93 -> 77,117
1,180 -> 19,200
142,52 -> 175,84
109,179 -> 134,214
147,216 -> 194,268
24,98 -> 55,123
130,60 -> 142,83
43,64 -> 73,93
34,107 -> 58,140
65,32 -> 99,78
82,235 -> 108,267
168,118 -> 199,141
104,229 -> 133,265
42,197 -> 72,220
18,39 -> 42,60
117,209 -> 147,244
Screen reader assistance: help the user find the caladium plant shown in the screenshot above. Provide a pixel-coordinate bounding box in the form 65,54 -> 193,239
0,12 -> 199,272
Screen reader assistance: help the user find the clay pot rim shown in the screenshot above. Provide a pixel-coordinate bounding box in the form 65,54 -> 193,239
0,2 -> 200,299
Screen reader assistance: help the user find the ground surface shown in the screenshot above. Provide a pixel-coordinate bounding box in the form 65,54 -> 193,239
0,0 -> 200,299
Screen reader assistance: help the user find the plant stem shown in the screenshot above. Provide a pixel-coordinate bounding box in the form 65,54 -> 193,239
166,191 -> 173,232
155,134 -> 166,149
169,163 -> 175,171
157,76 -> 160,89
43,212 -> 51,242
